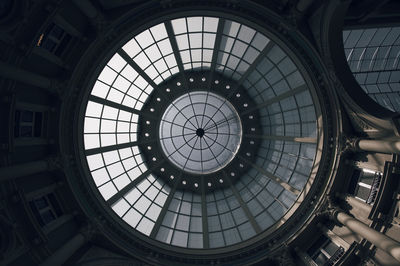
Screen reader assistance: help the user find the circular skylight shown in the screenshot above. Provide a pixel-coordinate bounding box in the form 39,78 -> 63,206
159,91 -> 242,174
82,15 -> 320,250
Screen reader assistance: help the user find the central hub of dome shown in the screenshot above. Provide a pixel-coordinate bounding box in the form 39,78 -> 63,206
159,91 -> 242,175
196,128 -> 205,137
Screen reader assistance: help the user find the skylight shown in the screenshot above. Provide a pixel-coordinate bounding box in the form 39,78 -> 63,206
83,15 -> 320,249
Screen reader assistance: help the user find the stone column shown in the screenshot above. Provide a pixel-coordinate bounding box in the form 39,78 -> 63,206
0,160 -> 49,182
72,0 -> 99,19
334,210 -> 400,262
0,61 -> 57,93
39,225 -> 94,266
353,138 -> 400,154
343,195 -> 372,214
294,247 -> 318,266
39,233 -> 86,266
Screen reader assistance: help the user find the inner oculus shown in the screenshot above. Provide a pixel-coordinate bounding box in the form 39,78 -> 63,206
159,91 -> 242,175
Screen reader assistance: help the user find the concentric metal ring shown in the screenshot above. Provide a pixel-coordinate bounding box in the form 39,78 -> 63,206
159,91 -> 242,174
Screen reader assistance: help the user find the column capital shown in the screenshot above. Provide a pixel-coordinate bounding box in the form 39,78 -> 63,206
79,223 -> 97,242
46,156 -> 62,171
276,245 -> 296,266
317,196 -> 341,219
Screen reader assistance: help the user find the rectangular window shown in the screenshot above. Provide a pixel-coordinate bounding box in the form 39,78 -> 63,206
39,23 -> 72,56
308,235 -> 344,265
29,193 -> 63,227
14,110 -> 43,138
348,168 -> 382,205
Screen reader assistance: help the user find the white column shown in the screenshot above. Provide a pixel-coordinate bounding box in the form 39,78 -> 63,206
355,139 -> 400,154
335,210 -> 400,262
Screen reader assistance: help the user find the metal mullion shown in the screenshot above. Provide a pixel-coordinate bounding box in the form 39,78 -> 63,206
200,137 -> 204,172
239,84 -> 308,117
161,119 -> 196,131
85,139 -> 157,156
247,169 -> 285,210
147,28 -> 168,81
160,132 -> 196,141
222,24 -> 243,77
183,137 -> 198,171
204,135 -> 233,153
206,132 -> 241,137
249,63 -> 297,101
213,196 -> 230,246
149,174 -> 182,238
168,102 -> 198,129
169,184 -> 186,246
201,18 -> 205,70
223,170 -> 262,234
238,155 -> 301,196
230,31 -> 258,77
185,18 -> 194,70
208,18 -> 225,90
164,21 -> 190,91
107,160 -> 165,206
255,144 -> 314,162
227,41 -> 275,99
201,177 -> 209,248
187,88 -> 201,128
88,95 -> 157,119
202,137 -> 222,168
117,49 -> 158,89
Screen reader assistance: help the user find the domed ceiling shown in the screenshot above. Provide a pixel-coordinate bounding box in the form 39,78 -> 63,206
78,13 -> 324,251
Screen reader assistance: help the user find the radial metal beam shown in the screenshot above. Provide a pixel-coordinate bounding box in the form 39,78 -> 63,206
238,155 -> 301,196
149,174 -> 182,238
244,134 -> 317,144
207,18 -> 225,90
201,177 -> 210,248
88,95 -> 157,119
117,49 -> 158,89
164,21 -> 189,90
223,171 -> 262,234
107,160 -> 164,206
85,139 -> 157,156
228,41 -> 275,99
240,84 -> 308,116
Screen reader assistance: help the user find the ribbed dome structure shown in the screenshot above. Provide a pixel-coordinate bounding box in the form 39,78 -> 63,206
82,14 -> 322,250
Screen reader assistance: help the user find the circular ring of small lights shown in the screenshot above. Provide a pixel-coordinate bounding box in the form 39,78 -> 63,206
69,2 -> 342,263
159,91 -> 242,175
139,72 -> 260,192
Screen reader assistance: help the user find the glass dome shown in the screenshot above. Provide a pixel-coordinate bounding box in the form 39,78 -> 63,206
159,91 -> 242,175
82,15 -> 319,249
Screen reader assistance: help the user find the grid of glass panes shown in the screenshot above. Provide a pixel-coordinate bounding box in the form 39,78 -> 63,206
93,52 -> 154,110
256,90 -> 317,138
243,45 -> 303,102
235,169 -> 285,230
111,174 -> 170,236
156,190 -> 203,248
206,188 -> 254,248
215,20 -> 270,80
171,16 -> 219,70
86,146 -> 148,200
343,27 -> 400,112
84,100 -> 139,149
123,23 -> 179,84
255,140 -> 315,187
159,91 -> 242,174
82,14 -> 323,249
